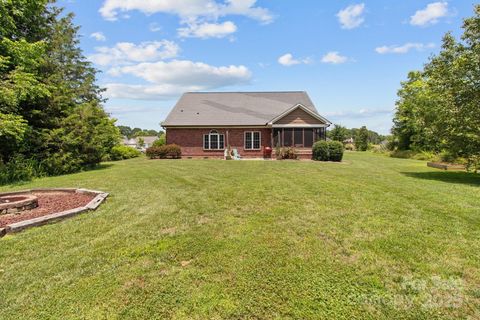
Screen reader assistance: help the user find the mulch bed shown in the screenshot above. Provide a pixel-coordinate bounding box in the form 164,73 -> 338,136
0,191 -> 95,228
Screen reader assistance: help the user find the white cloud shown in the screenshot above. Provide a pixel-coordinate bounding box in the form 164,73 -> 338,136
410,2 -> 449,26
104,83 -> 198,100
278,53 -> 299,66
149,22 -> 161,32
99,0 -> 272,38
321,52 -> 348,64
178,21 -> 237,38
99,0 -> 273,39
375,42 -> 435,54
104,60 -> 251,100
325,108 -> 393,119
277,53 -> 311,66
88,40 -> 180,66
109,60 -> 250,86
337,3 -> 365,29
90,32 -> 106,41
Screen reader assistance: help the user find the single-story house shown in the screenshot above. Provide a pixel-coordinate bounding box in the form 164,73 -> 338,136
121,136 -> 158,151
161,91 -> 331,159
122,137 -> 137,148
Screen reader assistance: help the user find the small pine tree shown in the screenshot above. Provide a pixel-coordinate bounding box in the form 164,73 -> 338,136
355,126 -> 369,151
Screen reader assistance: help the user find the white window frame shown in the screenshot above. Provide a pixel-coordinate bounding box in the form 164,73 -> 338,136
244,131 -> 261,150
203,130 -> 225,150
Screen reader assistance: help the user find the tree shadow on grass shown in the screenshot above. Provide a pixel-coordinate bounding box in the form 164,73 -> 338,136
86,163 -> 115,172
402,171 -> 480,187
0,163 -> 115,187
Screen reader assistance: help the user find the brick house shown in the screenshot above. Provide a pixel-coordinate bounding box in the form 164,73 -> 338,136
161,92 -> 331,159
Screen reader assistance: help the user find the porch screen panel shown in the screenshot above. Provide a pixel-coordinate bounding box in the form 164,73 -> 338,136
283,129 -> 293,147
273,129 -> 282,147
294,129 -> 303,147
314,128 -> 326,141
304,129 -> 313,147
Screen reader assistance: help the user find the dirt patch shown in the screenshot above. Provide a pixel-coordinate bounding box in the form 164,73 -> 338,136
0,191 -> 95,228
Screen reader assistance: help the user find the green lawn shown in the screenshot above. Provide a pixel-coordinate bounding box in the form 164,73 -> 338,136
0,153 -> 479,319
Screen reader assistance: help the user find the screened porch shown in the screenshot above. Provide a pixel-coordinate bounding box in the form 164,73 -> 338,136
272,127 -> 327,148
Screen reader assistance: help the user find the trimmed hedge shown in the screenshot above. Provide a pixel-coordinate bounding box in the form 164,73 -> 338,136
312,141 -> 330,161
312,141 -> 344,162
146,144 -> 181,159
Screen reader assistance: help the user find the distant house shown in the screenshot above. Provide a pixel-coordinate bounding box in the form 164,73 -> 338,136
122,136 -> 158,151
161,91 -> 331,159
344,137 -> 354,144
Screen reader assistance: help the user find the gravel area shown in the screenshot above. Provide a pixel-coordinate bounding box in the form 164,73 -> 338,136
0,192 -> 95,227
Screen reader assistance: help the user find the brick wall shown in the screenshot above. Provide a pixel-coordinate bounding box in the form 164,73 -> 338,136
166,128 -> 272,158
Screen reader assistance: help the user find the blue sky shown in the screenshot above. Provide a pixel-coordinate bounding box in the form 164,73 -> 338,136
60,0 -> 473,134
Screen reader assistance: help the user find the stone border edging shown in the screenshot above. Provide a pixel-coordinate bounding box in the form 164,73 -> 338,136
0,188 -> 109,238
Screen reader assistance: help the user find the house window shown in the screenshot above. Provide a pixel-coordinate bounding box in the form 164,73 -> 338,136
203,130 -> 225,150
245,131 -> 261,150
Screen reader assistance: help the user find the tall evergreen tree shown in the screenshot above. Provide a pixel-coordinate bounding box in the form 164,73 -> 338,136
0,0 -> 120,180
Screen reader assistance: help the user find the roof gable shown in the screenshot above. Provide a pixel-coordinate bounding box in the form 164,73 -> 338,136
270,104 -> 330,125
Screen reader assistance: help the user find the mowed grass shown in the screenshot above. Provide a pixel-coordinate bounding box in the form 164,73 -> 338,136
0,152 -> 479,319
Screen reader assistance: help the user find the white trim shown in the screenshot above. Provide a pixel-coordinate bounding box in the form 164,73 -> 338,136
268,104 -> 331,125
164,125 -> 269,129
272,124 -> 329,128
244,131 -> 261,150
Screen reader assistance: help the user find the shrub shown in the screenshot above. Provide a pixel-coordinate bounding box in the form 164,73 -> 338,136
275,147 -> 298,160
146,144 -> 181,159
312,141 -> 344,162
345,143 -> 355,151
439,150 -> 458,163
312,141 -> 330,161
412,151 -> 438,161
328,141 -> 344,162
0,155 -> 43,185
152,134 -> 166,147
389,150 -> 416,159
109,145 -> 141,161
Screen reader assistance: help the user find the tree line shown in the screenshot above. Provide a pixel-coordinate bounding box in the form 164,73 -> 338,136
391,5 -> 480,171
328,124 -> 386,151
117,126 -> 164,139
0,0 -> 120,183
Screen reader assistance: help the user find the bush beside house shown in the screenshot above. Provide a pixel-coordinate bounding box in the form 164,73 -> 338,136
146,144 -> 182,159
275,147 -> 298,160
312,141 -> 344,162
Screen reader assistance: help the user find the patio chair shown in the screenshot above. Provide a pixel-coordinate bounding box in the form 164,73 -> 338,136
232,148 -> 242,160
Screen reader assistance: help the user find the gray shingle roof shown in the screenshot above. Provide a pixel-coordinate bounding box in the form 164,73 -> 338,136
162,91 -> 322,126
